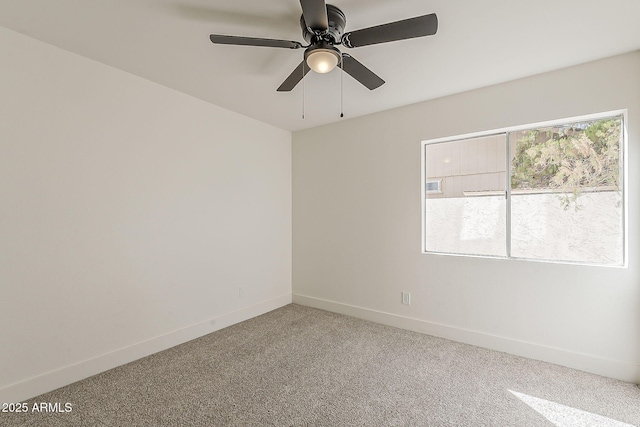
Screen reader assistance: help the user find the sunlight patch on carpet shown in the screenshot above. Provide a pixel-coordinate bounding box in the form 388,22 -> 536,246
509,390 -> 635,427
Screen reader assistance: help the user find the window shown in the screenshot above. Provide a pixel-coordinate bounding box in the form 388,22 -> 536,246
421,112 -> 626,267
425,179 -> 443,194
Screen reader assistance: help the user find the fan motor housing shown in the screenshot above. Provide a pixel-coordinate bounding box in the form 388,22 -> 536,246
300,4 -> 346,44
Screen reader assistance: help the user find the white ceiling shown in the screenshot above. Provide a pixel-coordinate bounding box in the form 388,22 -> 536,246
1,0 -> 640,132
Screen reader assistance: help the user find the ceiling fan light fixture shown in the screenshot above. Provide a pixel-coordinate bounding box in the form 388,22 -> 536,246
210,1 -> 439,92
305,45 -> 341,74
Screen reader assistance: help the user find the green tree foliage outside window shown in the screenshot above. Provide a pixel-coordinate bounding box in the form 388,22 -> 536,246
511,117 -> 621,209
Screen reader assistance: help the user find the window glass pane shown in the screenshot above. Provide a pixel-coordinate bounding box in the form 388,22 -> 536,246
425,134 -> 507,257
509,116 -> 623,265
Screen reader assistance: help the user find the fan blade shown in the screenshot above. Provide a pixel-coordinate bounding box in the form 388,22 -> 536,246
342,13 -> 438,48
300,0 -> 328,32
210,34 -> 303,49
277,61 -> 311,92
341,54 -> 385,90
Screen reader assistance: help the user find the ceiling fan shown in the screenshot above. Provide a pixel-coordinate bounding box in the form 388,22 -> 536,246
209,0 -> 438,92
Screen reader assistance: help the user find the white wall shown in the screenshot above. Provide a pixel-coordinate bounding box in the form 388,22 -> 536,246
0,27 -> 291,402
425,192 -> 623,265
293,52 -> 640,383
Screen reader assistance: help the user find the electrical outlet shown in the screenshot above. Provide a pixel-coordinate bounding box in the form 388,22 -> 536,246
402,291 -> 411,305
239,287 -> 246,299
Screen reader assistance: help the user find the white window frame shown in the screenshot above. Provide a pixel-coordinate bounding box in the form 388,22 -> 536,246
421,109 -> 628,268
425,179 -> 443,194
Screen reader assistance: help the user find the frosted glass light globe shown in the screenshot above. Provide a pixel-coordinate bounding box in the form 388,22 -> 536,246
306,49 -> 340,74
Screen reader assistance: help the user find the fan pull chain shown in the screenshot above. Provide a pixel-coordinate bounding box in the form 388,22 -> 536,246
340,56 -> 344,118
302,62 -> 305,119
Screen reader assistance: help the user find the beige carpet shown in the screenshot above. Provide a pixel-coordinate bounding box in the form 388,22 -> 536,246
3,304 -> 639,426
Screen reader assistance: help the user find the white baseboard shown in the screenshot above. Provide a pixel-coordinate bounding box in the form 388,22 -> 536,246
1,293 -> 292,403
293,294 -> 639,384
